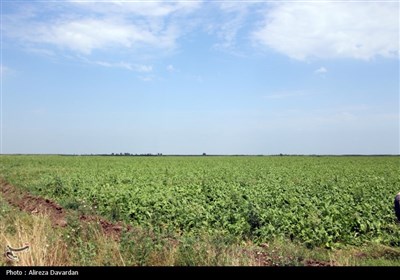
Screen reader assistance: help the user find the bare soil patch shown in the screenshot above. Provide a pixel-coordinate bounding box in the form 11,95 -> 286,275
304,260 -> 333,266
79,214 -> 133,238
0,181 -> 132,238
1,182 -> 67,227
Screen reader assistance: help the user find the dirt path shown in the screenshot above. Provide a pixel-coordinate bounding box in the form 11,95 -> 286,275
0,181 -> 130,237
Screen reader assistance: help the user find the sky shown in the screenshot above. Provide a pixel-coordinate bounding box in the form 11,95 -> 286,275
0,0 -> 399,155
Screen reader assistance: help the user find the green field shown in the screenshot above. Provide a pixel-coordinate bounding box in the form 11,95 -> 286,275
1,155 -> 399,251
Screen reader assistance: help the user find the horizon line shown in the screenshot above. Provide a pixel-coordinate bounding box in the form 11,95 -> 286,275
1,153 -> 399,157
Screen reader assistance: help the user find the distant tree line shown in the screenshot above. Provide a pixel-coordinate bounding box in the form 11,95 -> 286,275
110,153 -> 163,156
61,153 -> 397,157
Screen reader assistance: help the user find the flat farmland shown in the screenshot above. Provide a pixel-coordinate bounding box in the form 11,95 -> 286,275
1,155 -> 399,250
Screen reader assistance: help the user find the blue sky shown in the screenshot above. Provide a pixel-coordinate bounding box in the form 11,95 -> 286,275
1,0 -> 399,155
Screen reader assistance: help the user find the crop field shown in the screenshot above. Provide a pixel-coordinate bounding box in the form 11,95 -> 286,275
1,155 -> 399,252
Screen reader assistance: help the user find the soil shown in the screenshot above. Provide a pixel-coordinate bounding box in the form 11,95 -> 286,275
79,214 -> 132,238
304,260 -> 333,266
254,251 -> 273,266
1,182 -> 67,227
0,181 -> 131,238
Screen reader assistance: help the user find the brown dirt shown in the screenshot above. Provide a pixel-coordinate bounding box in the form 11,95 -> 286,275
0,181 -> 132,238
254,250 -> 273,266
1,182 -> 67,227
304,259 -> 333,266
79,214 -> 133,239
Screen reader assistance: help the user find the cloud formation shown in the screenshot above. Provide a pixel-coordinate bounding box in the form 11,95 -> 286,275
69,1 -> 201,17
94,60 -> 152,72
13,18 -> 176,55
166,64 -> 175,72
3,1 -> 398,62
314,67 -> 327,74
3,2 -> 200,55
253,2 -> 399,60
0,65 -> 9,76
213,2 -> 252,50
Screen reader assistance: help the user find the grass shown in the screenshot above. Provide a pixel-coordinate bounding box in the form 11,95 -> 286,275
0,197 -> 69,266
0,195 -> 121,266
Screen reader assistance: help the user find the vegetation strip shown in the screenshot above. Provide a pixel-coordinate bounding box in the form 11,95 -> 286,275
1,155 -> 400,266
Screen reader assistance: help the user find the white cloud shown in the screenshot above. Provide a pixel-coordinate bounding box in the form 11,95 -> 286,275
212,2 -> 258,51
139,75 -> 154,82
166,64 -> 175,72
3,2 -> 200,55
0,65 -> 12,77
94,60 -> 133,70
314,67 -> 327,74
253,2 -> 399,60
10,19 -> 178,55
215,11 -> 246,49
5,1 -> 398,62
135,64 -> 153,73
0,65 -> 7,75
69,1 -> 202,17
25,48 -> 56,57
76,56 -> 152,72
